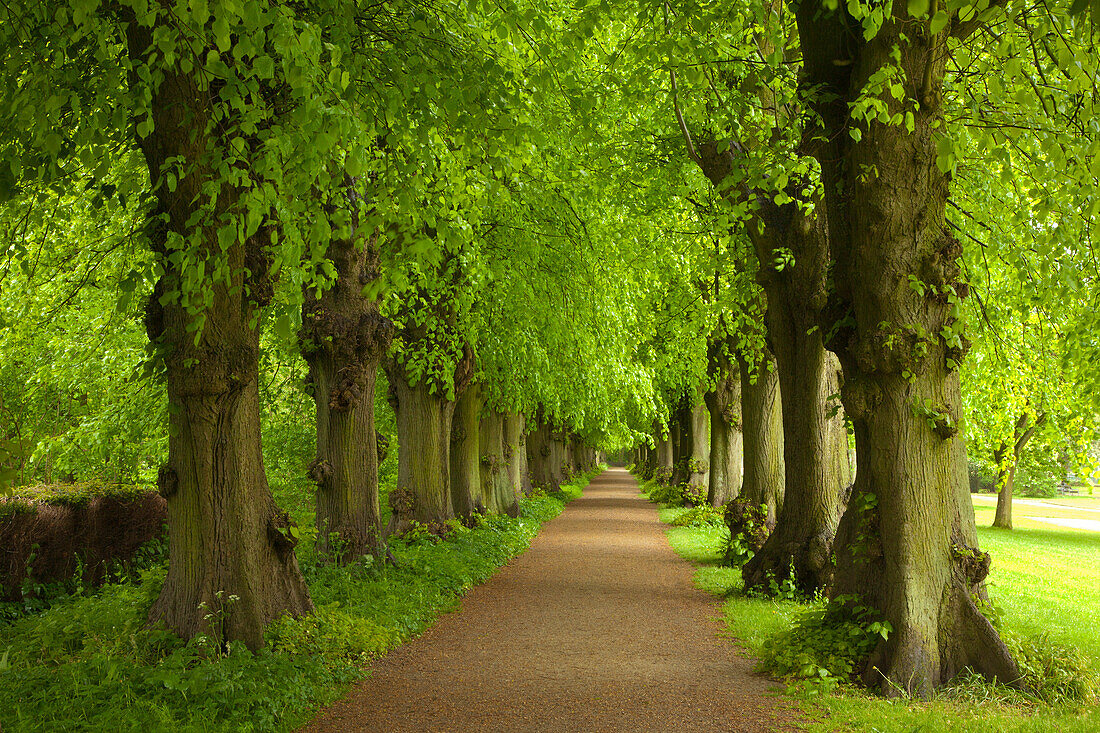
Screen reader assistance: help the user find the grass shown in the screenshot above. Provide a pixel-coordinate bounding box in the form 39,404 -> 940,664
645,482 -> 1100,733
0,474 -> 591,732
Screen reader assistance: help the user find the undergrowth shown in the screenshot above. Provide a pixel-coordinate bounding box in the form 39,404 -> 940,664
0,474 -> 591,732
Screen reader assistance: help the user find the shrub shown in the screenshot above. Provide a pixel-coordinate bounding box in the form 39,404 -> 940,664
758,594 -> 891,686
647,482 -> 684,506
266,604 -> 399,664
680,484 -> 707,508
722,499 -> 770,566
669,505 -> 724,528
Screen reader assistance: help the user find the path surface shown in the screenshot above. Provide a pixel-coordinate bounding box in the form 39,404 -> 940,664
302,468 -> 792,733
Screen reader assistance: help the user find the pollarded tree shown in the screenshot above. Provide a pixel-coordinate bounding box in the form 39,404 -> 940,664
655,2 -> 851,592
790,0 -> 1098,693
300,197 -> 392,561
383,258 -> 475,535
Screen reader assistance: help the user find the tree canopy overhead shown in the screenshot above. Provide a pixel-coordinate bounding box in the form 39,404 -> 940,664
1,0 -> 1099,700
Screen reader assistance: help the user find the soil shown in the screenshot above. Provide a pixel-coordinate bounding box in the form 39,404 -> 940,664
301,468 -> 796,732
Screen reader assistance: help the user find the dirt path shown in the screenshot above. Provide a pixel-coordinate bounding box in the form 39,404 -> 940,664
302,468 -> 793,732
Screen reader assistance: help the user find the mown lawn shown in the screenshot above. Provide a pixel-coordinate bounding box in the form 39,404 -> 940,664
654,496 -> 1100,733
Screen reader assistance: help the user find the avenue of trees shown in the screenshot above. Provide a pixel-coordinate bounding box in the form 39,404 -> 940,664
1,0 -> 1098,701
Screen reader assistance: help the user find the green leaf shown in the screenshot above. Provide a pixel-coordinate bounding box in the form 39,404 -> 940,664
907,0 -> 931,17
930,10 -> 950,35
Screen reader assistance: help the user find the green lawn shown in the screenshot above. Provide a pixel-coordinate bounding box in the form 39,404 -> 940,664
654,498 -> 1100,733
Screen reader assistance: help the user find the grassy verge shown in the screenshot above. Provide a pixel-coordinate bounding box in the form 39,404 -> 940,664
643,479 -> 1100,733
0,475 -> 591,732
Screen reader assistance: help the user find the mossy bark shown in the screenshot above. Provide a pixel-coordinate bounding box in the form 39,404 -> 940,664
739,200 -> 851,594
798,0 -> 1019,695
300,225 -> 392,563
526,419 -> 565,491
126,19 -> 311,648
502,412 -> 525,515
705,365 -> 743,507
385,370 -> 457,535
738,351 -> 785,527
480,410 -> 516,515
450,384 -> 482,518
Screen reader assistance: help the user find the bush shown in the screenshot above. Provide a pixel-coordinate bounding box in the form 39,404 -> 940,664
722,499 -> 770,567
669,505 -> 724,528
758,594 -> 891,686
647,482 -> 684,506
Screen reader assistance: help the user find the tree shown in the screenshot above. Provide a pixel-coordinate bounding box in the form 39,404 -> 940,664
300,201 -> 392,561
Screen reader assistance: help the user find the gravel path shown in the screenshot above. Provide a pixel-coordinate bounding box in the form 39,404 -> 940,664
301,468 -> 794,732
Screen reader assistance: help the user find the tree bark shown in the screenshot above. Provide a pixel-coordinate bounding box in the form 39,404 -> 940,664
526,419 -> 564,491
705,366 -> 743,507
385,369 -> 457,535
480,410 -> 517,515
655,429 -> 674,484
450,383 -> 482,518
738,351 -> 785,527
797,0 -> 1020,695
738,197 -> 851,594
301,221 -> 392,563
502,412 -> 525,515
515,413 -> 533,496
670,400 -> 692,486
689,402 -> 710,492
126,20 -> 311,648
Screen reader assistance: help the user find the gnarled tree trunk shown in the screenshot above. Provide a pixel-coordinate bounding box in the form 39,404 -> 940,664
126,21 -> 311,648
797,0 -> 1019,696
502,412 -> 524,516
385,369 -> 457,535
655,429 -> 674,484
450,383 -> 482,518
479,410 -> 515,515
738,351 -> 785,526
740,201 -> 851,594
688,402 -> 710,492
706,365 -> 743,507
301,223 -> 392,563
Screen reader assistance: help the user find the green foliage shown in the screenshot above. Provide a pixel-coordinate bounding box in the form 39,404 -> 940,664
722,499 -> 770,567
669,504 -> 724,528
758,595 -> 892,688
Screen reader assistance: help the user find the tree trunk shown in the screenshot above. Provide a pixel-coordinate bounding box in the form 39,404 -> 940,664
688,402 -> 710,492
670,401 -> 692,486
655,430 -> 674,484
738,351 -> 785,526
705,368 -> 743,507
992,466 -> 1016,530
738,204 -> 851,594
125,20 -> 312,649
480,410 -> 515,515
993,411 -> 1045,530
797,1 -> 1019,695
526,421 -> 556,491
300,222 -> 392,563
450,383 -> 482,518
516,413 -> 533,496
385,370 -> 456,534
502,412 -> 524,516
